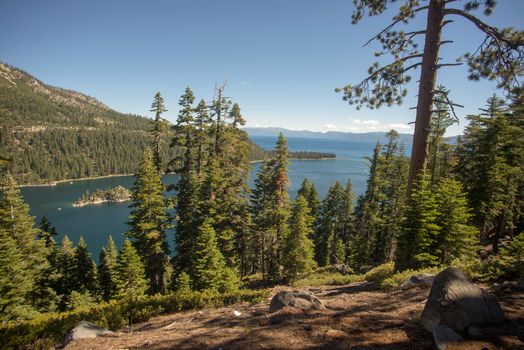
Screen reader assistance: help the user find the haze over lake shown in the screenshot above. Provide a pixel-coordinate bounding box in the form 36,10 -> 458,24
21,136 -> 410,257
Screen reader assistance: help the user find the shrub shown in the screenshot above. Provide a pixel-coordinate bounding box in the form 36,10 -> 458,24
292,268 -> 364,287
485,233 -> 524,280
363,262 -> 395,284
379,266 -> 441,290
0,288 -> 270,350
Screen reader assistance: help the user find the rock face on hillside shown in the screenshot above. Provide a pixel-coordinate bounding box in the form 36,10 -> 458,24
421,267 -> 505,333
269,291 -> 325,312
64,321 -> 112,345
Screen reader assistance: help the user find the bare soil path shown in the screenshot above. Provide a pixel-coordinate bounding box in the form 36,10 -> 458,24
64,282 -> 524,350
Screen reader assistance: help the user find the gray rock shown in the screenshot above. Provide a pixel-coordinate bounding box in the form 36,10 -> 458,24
433,325 -> 463,350
64,321 -> 112,345
400,273 -> 435,289
421,267 -> 505,333
269,291 -> 325,312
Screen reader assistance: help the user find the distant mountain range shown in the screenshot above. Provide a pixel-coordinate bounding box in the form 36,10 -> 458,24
243,127 -> 459,145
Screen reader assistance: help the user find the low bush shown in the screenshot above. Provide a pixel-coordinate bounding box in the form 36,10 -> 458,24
363,262 -> 395,284
379,266 -> 441,290
292,269 -> 364,287
0,288 -> 270,350
485,233 -> 524,281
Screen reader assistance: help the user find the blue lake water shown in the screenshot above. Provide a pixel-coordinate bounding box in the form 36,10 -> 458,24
21,136 -> 401,257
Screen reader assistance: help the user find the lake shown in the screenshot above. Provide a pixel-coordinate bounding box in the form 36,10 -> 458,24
20,136 -> 402,257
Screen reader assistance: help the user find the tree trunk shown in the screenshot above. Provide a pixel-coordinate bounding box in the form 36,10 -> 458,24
407,0 -> 445,195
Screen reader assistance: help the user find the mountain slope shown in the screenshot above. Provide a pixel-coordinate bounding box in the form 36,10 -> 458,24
0,63 -> 268,184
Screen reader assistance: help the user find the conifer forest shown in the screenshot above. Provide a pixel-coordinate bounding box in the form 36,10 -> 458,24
0,0 -> 523,349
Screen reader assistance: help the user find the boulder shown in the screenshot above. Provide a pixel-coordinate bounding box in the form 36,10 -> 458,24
433,325 -> 463,350
64,321 -> 112,345
399,273 -> 435,289
421,268 -> 505,333
269,291 -> 325,312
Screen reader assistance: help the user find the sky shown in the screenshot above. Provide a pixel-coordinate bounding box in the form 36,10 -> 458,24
1,0 -> 522,136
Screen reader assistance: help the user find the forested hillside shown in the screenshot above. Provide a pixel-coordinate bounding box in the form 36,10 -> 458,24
0,63 -> 272,184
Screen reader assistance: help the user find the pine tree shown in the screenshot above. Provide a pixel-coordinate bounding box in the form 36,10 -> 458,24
127,147 -> 171,295
458,93 -> 524,252
0,173 -> 48,319
116,239 -> 148,300
351,143 -> 383,268
0,226 -> 34,320
98,235 -> 118,301
283,195 -> 316,280
52,235 -> 77,309
74,236 -> 98,295
150,92 -> 168,174
37,215 -> 58,248
192,219 -> 226,291
396,175 -> 477,270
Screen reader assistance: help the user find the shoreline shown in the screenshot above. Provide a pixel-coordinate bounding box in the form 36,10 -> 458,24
19,157 -> 337,187
18,173 -> 133,188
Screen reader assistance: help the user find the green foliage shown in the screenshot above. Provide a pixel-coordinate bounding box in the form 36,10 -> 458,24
0,173 -> 49,321
282,195 -> 317,280
0,288 -> 270,350
126,148 -> 171,295
396,176 -> 478,270
37,215 -> 58,247
487,233 -> 524,280
363,262 -> 395,284
172,272 -> 192,293
74,236 -> 98,295
250,133 -> 291,280
66,290 -> 96,311
192,219 -> 228,291
457,93 -> 524,252
98,236 -> 118,301
116,240 -> 148,300
379,266 -> 442,290
292,267 -> 363,288
316,181 -> 354,267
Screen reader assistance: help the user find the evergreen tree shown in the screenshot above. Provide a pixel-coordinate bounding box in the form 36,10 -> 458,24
98,235 -> 118,301
0,226 -> 34,320
458,93 -> 524,252
396,175 -> 477,270
192,218 -> 226,291
0,173 -> 48,319
116,239 -> 148,300
351,143 -> 383,268
150,92 -> 168,174
250,133 -> 291,280
127,147 -> 171,295
297,178 -> 320,226
74,236 -> 98,295
52,235 -> 77,309
37,215 -> 58,248
282,195 -> 316,280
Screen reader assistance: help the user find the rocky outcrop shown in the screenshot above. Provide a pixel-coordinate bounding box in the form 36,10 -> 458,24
421,267 -> 505,333
64,321 -> 112,345
269,291 -> 325,312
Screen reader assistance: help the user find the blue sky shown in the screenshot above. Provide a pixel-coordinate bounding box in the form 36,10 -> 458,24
1,0 -> 522,136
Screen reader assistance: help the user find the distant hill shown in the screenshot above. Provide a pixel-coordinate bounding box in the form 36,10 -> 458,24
243,127 -> 460,145
0,62 -> 270,184
243,127 -> 414,144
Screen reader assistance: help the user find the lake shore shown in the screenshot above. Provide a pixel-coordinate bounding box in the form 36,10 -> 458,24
18,158 -> 337,187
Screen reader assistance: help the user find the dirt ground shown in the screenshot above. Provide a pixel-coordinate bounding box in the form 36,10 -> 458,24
64,282 -> 524,350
